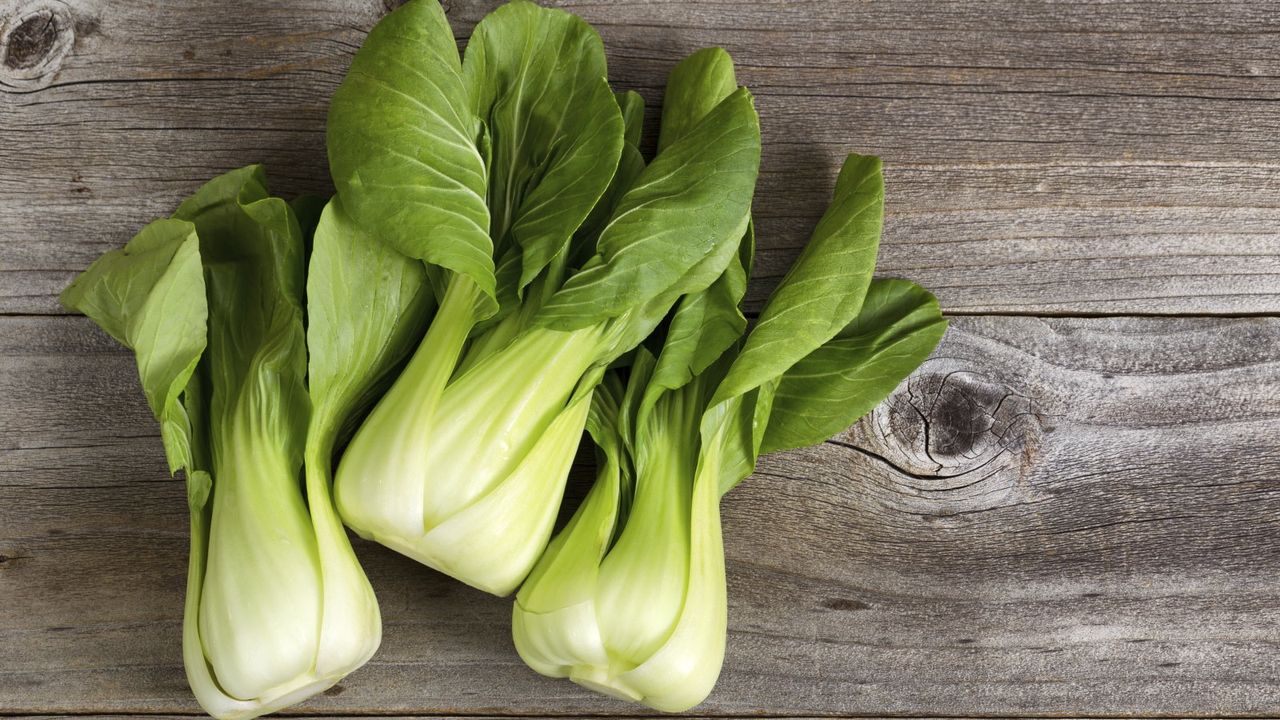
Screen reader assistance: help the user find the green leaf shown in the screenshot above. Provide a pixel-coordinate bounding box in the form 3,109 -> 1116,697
657,47 -> 738,152
644,48 -> 752,406
572,144 -> 647,270
59,218 -> 207,475
696,153 -> 887,494
173,166 -> 310,474
326,0 -> 494,308
613,347 -> 658,532
537,88 -> 761,330
761,279 -> 947,454
617,90 -> 645,147
186,470 -> 213,515
462,0 -> 624,292
713,153 -> 883,406
573,90 -> 646,252
301,198 -> 401,687
592,211 -> 747,371
173,164 -> 268,222
645,229 -> 750,404
305,197 -> 434,459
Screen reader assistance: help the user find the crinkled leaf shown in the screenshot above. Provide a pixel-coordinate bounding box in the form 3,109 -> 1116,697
537,88 -> 760,330
326,0 -> 494,311
59,218 -> 207,475
61,164 -> 310,504
713,153 -> 883,406
463,0 -> 623,293
761,278 -> 947,455
173,166 -> 310,475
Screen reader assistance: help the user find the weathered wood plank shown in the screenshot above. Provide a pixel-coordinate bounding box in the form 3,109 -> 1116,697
2,0 -> 1278,315
3,315 -> 1278,715
0,712 -> 988,717
0,712 -> 1187,717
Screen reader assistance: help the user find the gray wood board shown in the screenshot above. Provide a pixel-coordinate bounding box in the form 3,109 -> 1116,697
0,712 -> 1085,717
0,712 -> 1208,717
3,315 -> 1279,716
2,0 -> 1279,316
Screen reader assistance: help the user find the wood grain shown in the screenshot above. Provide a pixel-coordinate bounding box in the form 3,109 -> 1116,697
2,712 -> 1198,717
2,0 -> 1278,315
2,712 -> 1049,717
3,315 -> 1278,716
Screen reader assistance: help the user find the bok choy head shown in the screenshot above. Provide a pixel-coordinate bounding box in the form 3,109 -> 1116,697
325,0 -> 761,595
60,168 -> 383,720
511,52 -> 948,710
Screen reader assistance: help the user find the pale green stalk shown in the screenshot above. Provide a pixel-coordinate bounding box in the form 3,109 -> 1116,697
326,0 -> 759,597
63,168 -> 384,720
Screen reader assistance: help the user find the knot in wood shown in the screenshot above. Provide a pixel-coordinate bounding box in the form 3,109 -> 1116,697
848,361 -> 1045,517
1,0 -> 75,91
901,369 -> 1038,468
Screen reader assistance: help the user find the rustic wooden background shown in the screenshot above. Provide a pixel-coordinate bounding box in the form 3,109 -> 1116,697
2,0 -> 1279,717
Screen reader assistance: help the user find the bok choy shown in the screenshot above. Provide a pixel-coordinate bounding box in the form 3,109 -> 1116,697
326,0 -> 761,596
57,0 -> 952,714
60,168 -> 382,720
510,51 -> 948,711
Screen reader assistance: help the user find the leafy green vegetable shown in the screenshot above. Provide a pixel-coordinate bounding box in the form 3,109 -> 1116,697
61,167 -> 381,720
462,0 -> 626,292
641,47 -> 753,406
60,2 -> 951,714
710,153 -> 884,411
59,218 -> 207,475
512,87 -> 946,710
301,197 -> 437,681
326,0 -> 492,298
326,0 -> 761,596
762,278 -> 947,454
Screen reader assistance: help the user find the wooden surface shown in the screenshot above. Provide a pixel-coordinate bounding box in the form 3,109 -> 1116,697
2,0 -> 1278,717
4,316 -> 1280,716
3,0 -> 1279,316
